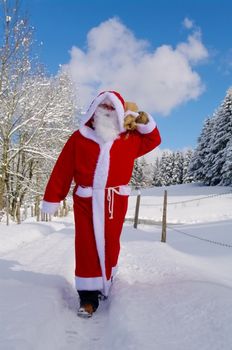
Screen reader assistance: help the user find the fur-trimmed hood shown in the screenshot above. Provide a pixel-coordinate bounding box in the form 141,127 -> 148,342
80,91 -> 126,133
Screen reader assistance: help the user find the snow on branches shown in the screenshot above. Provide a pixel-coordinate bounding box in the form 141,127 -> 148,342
0,1 -> 79,220
189,89 -> 232,186
130,150 -> 194,189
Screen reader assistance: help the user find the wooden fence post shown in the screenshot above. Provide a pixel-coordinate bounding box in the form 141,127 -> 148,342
161,190 -> 167,242
134,189 -> 141,229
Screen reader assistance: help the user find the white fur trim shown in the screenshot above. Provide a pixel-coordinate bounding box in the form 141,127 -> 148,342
41,200 -> 60,214
75,266 -> 118,292
119,185 -> 131,196
136,114 -> 157,134
75,276 -> 103,291
92,142 -> 113,296
79,125 -> 103,145
125,110 -> 139,118
75,185 -> 131,198
75,186 -> 93,197
93,142 -> 113,189
81,92 -> 126,133
112,266 -> 118,277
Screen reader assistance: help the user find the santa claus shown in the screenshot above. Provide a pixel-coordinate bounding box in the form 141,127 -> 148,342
42,90 -> 161,317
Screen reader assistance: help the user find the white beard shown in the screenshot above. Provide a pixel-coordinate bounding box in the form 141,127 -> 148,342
93,106 -> 120,143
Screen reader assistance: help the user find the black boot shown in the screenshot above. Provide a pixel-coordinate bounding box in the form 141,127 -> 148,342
77,290 -> 100,318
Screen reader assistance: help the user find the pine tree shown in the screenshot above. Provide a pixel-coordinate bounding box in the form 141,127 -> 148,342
220,139 -> 232,186
130,157 -> 154,189
188,117 -> 215,183
188,88 -> 232,186
172,151 -> 184,184
207,90 -> 232,185
152,158 -> 161,186
141,157 -> 154,187
183,149 -> 194,183
130,159 -> 145,189
158,151 -> 173,186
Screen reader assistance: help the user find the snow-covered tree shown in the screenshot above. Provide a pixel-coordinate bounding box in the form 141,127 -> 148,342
158,151 -> 173,186
0,0 -> 35,215
130,159 -> 145,189
172,151 -> 184,185
183,149 -> 194,183
220,139 -> 232,186
188,88 -> 232,186
152,149 -> 193,186
10,71 -> 78,213
152,158 -> 162,186
141,158 -> 154,187
188,117 -> 215,183
207,89 -> 232,185
0,1 -> 78,219
130,157 -> 153,189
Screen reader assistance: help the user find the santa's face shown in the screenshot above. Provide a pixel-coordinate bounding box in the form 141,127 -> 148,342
93,103 -> 120,143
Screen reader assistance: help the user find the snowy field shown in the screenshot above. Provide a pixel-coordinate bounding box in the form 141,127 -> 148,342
0,184 -> 232,350
127,183 -> 232,224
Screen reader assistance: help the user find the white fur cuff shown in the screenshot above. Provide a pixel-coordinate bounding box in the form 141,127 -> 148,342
124,110 -> 139,118
75,276 -> 104,291
136,114 -> 156,134
41,200 -> 60,214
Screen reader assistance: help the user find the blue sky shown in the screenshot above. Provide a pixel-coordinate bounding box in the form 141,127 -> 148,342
25,0 -> 232,150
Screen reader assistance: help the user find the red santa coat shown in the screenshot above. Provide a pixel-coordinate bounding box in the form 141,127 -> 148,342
42,91 -> 161,296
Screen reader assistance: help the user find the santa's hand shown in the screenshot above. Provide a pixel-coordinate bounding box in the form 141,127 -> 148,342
124,114 -> 137,131
135,111 -> 149,125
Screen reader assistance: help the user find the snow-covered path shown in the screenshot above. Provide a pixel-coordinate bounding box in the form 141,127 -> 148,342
1,214 -> 232,350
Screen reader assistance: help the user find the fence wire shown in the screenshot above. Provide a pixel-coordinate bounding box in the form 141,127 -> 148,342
130,188 -> 232,249
166,224 -> 232,249
133,189 -> 232,208
167,190 -> 232,206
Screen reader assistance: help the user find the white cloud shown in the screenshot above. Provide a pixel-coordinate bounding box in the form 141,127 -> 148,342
183,17 -> 194,29
177,31 -> 208,64
63,18 -> 209,115
219,48 -> 232,76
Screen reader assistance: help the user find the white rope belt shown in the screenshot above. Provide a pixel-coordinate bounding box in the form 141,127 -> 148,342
107,187 -> 121,220
75,185 -> 131,220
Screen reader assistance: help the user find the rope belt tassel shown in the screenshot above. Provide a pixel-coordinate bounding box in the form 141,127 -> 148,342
107,187 -> 121,219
